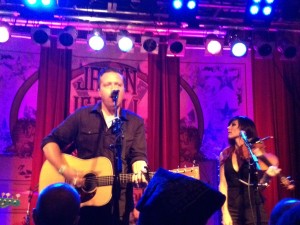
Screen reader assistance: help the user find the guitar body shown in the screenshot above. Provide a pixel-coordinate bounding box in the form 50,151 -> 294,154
39,154 -> 113,207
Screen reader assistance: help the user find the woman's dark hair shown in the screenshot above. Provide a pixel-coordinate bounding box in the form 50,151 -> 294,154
228,116 -> 258,147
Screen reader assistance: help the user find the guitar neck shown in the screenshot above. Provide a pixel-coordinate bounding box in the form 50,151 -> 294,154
95,172 -> 155,186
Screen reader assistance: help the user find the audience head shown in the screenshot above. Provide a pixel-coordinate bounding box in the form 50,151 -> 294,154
277,203 -> 300,225
33,183 -> 81,225
269,198 -> 300,225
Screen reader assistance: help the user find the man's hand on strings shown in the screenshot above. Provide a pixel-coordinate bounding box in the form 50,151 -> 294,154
132,160 -> 148,188
59,166 -> 84,188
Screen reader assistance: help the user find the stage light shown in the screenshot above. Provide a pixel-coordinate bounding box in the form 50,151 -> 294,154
227,32 -> 248,57
187,0 -> 197,10
117,30 -> 134,52
0,22 -> 10,43
87,29 -> 105,51
205,35 -> 223,56
277,39 -> 298,60
58,26 -> 78,48
254,41 -> 274,58
31,25 -> 50,45
266,0 -> 274,4
245,0 -> 277,24
24,0 -> 56,9
172,0 -> 183,9
262,6 -> 272,15
26,0 -> 37,5
250,5 -> 260,15
141,35 -> 159,54
258,43 -> 273,56
41,0 -> 51,6
169,0 -> 199,27
231,42 -> 248,57
167,39 -> 186,57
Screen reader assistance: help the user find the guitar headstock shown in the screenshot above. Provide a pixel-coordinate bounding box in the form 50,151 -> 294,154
280,176 -> 296,190
0,193 -> 21,208
170,166 -> 200,180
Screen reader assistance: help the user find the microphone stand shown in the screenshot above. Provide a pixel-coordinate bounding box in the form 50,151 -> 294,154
240,131 -> 262,186
240,131 -> 261,225
110,90 -> 123,225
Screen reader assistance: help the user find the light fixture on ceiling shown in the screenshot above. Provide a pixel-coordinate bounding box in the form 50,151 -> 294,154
87,29 -> 105,51
167,38 -> 186,57
117,30 -> 134,53
245,0 -> 278,24
58,26 -> 78,48
277,38 -> 298,60
141,33 -> 159,54
0,22 -> 10,43
205,34 -> 223,56
31,25 -> 50,46
23,0 -> 57,10
255,41 -> 274,58
170,0 -> 199,28
228,32 -> 248,57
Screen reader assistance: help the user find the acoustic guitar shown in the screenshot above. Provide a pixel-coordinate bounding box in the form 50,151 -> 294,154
39,154 -> 199,207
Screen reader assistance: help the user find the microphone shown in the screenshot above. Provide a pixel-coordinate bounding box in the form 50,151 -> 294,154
111,90 -> 119,102
240,130 -> 261,170
240,130 -> 248,143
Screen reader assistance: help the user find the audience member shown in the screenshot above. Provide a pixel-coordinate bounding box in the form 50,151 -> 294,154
269,198 -> 300,225
33,183 -> 81,225
276,204 -> 300,225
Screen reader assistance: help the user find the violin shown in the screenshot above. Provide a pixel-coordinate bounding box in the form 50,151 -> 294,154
238,137 -> 295,190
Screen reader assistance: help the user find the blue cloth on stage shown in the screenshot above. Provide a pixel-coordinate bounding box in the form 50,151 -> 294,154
136,167 -> 225,225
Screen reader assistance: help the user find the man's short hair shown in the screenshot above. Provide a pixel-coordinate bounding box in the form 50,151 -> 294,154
98,67 -> 125,84
33,183 -> 81,225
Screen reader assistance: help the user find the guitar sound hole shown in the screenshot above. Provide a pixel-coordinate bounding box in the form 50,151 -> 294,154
82,173 -> 97,193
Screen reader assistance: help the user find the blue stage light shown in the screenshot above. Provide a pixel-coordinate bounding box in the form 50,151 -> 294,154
249,5 -> 260,15
265,0 -> 274,3
187,0 -> 196,10
24,0 -> 56,10
231,42 -> 247,57
245,0 -> 277,24
41,0 -> 51,6
172,0 -> 183,10
262,6 -> 272,15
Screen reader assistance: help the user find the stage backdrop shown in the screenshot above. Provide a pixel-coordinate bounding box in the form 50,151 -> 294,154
0,37 -> 252,225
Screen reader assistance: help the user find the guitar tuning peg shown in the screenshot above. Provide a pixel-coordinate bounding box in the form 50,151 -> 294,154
15,194 -> 21,199
6,193 -> 11,198
192,160 -> 196,168
1,193 -> 5,198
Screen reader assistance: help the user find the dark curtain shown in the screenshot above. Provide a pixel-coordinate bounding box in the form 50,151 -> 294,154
147,44 -> 181,171
252,50 -> 300,215
30,38 -> 72,224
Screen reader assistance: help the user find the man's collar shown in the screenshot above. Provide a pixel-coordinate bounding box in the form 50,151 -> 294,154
91,102 -> 128,121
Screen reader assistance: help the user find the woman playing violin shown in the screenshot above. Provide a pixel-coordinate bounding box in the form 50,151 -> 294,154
219,116 -> 281,225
